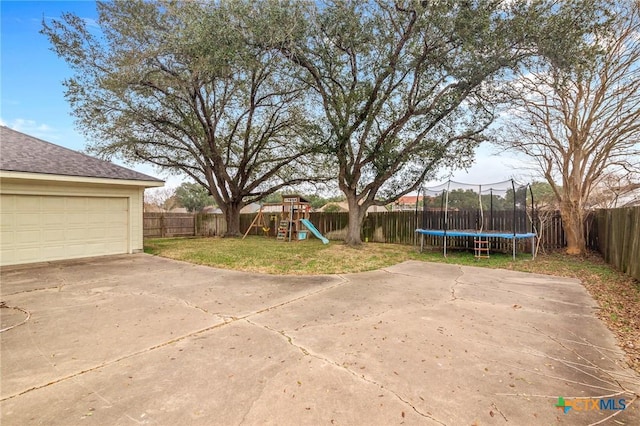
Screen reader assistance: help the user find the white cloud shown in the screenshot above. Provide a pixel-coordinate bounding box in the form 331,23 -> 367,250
0,118 -> 62,141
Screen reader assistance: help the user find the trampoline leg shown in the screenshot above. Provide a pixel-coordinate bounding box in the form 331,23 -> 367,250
420,234 -> 424,253
512,239 -> 516,261
531,236 -> 535,260
444,236 -> 447,258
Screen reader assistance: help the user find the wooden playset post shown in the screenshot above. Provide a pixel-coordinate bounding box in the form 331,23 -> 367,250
242,205 -> 270,239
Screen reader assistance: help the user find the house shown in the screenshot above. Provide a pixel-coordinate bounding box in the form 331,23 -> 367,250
392,195 -> 424,211
318,201 -> 348,212
317,201 -> 388,214
0,127 -> 163,266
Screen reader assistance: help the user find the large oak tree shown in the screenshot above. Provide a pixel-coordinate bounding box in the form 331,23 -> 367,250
259,0 -> 608,245
43,0 -> 325,236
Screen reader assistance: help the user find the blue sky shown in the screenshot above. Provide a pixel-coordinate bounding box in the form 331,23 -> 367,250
0,1 -> 528,190
1,1 -> 96,149
0,0 -> 175,184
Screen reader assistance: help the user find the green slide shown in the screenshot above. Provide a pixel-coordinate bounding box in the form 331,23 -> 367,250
300,219 -> 329,244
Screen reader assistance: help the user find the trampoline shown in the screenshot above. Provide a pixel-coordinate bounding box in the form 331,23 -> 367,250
414,179 -> 537,260
415,229 -> 537,260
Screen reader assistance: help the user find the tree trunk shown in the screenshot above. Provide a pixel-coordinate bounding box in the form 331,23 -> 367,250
560,202 -> 586,255
344,194 -> 368,246
223,202 -> 243,237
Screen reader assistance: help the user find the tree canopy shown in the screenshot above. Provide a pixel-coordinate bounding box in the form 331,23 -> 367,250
175,182 -> 215,213
42,0 -> 326,236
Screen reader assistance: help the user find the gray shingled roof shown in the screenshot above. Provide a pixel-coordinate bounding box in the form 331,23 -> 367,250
0,126 -> 162,183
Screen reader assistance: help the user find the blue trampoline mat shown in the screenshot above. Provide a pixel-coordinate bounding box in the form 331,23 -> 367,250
416,229 -> 536,239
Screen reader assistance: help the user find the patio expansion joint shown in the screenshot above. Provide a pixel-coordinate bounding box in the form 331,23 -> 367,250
243,317 -> 448,425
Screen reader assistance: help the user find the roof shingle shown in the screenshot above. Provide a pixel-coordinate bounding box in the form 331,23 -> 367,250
0,126 -> 162,182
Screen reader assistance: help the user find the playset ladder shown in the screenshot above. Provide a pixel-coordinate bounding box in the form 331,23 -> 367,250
474,238 -> 490,259
276,220 -> 289,240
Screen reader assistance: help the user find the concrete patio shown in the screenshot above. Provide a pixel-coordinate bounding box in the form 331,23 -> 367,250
1,254 -> 638,425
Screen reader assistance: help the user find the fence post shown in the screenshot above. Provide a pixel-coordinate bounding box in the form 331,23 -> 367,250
160,213 -> 166,238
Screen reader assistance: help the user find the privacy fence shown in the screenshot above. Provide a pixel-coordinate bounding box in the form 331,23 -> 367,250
589,207 -> 640,280
144,207 -> 639,280
144,210 -> 564,249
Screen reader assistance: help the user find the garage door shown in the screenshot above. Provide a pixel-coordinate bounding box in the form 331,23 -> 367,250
1,195 -> 128,266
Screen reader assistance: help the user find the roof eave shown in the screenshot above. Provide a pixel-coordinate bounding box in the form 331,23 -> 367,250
0,170 -> 165,188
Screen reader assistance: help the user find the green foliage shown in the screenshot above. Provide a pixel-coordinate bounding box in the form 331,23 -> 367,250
42,0 -> 327,235
530,181 -> 558,209
175,182 -> 214,213
257,0 -> 607,244
261,192 -> 283,204
322,203 -> 343,213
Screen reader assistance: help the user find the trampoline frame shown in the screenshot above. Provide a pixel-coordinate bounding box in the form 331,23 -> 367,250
415,229 -> 536,260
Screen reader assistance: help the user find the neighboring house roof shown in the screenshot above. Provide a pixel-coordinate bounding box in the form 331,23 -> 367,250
240,202 -> 261,214
366,204 -> 389,213
318,201 -> 349,212
317,201 -> 387,213
397,195 -> 423,205
201,205 -> 219,214
143,203 -> 165,213
613,188 -> 640,207
0,126 -> 162,183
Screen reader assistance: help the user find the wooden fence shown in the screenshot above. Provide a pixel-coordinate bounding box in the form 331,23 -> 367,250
589,207 -> 640,281
143,213 -> 196,237
144,213 -> 227,237
144,209 -> 566,252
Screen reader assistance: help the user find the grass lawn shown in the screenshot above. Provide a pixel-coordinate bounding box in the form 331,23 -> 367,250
145,236 -> 640,373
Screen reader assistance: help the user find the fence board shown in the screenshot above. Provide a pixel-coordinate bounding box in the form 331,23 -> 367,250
143,213 -> 194,237
590,207 -> 640,281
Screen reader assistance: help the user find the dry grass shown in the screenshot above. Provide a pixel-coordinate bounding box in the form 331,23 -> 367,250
144,236 -> 416,275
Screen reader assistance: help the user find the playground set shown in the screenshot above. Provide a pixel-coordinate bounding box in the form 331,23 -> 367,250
243,194 -> 329,244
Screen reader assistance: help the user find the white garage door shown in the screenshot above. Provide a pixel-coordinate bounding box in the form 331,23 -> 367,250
1,195 -> 129,266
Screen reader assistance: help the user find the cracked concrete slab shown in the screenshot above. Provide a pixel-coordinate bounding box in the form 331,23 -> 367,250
1,255 -> 638,425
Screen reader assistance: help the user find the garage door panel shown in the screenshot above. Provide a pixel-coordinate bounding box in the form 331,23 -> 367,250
66,212 -> 89,225
16,213 -> 40,227
42,213 -> 66,226
88,212 -> 106,225
1,229 -> 15,244
43,229 -> 65,242
86,228 -> 106,239
41,197 -> 66,210
15,196 -> 40,210
16,229 -> 40,243
66,197 -> 88,209
1,195 -> 129,266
